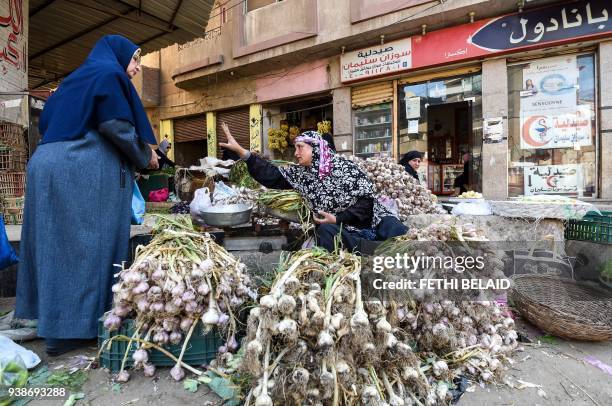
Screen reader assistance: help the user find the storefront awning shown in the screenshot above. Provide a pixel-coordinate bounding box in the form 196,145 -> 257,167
29,0 -> 215,90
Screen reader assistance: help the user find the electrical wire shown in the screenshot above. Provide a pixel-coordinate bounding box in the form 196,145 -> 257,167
198,0 -> 247,37
393,0 -> 446,24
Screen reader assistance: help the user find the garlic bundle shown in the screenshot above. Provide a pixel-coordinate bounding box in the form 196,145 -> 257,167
102,215 -> 256,382
347,155 -> 445,220
236,247 -> 518,405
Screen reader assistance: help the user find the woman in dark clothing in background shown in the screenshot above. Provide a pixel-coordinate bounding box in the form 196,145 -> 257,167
16,35 -> 158,356
219,123 -> 406,253
399,150 -> 422,181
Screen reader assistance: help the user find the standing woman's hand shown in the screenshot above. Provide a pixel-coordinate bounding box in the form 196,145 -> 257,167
148,149 -> 160,170
219,122 -> 248,158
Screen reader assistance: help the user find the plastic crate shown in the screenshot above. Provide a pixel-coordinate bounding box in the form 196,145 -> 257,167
565,211 -> 612,244
98,317 -> 223,372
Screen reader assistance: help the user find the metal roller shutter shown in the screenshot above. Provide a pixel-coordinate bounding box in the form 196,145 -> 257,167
216,108 -> 250,158
174,114 -> 206,143
351,81 -> 393,109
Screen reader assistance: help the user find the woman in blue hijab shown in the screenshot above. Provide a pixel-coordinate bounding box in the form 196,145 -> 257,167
15,35 -> 158,355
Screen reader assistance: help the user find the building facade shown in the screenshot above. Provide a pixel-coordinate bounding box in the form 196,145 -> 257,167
141,0 -> 612,201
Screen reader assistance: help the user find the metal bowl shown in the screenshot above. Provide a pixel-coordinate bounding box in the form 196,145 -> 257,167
196,204 -> 252,227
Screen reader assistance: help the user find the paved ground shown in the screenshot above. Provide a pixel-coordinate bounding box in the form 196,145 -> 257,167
3,293 -> 610,406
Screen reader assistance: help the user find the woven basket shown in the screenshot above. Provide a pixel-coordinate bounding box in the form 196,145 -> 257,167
510,274 -> 612,341
489,200 -> 591,220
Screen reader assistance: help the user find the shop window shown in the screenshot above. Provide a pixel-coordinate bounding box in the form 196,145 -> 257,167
397,72 -> 483,195
246,0 -> 284,12
507,54 -> 596,198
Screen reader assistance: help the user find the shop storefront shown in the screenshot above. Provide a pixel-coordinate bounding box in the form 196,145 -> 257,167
340,0 -> 611,199
507,53 -> 597,198
398,68 -> 483,194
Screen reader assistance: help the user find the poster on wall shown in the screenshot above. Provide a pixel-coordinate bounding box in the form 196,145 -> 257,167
483,117 -> 505,144
519,55 -> 592,150
405,97 -> 421,119
341,38 -> 412,82
523,164 -> 583,196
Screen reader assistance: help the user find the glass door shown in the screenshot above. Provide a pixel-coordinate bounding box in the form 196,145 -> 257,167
397,72 -> 483,195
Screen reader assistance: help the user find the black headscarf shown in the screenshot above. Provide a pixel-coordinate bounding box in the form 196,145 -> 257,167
399,151 -> 422,181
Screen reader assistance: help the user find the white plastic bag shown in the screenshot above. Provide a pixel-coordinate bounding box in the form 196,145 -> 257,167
0,336 -> 40,369
451,201 -> 492,216
190,187 -> 212,214
213,181 -> 237,203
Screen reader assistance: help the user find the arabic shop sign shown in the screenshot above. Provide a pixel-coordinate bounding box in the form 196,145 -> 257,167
341,38 -> 412,82
524,164 -> 583,196
0,0 -> 25,76
470,0 -> 609,51
340,0 -> 610,83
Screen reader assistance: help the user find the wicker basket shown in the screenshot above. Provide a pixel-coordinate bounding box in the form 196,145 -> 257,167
0,121 -> 27,149
0,146 -> 27,171
0,171 -> 26,197
489,200 -> 591,220
509,274 -> 612,341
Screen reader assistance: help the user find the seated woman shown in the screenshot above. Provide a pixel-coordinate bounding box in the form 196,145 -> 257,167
220,122 -> 407,253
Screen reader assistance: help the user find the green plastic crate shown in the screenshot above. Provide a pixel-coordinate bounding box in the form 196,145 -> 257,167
98,317 -> 223,372
565,211 -> 612,244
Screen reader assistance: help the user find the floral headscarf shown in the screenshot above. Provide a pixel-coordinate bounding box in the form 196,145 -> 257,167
294,131 -> 332,179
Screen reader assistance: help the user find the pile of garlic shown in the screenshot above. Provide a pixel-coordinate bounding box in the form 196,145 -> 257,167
102,215 -> 256,382
238,247 -> 518,405
347,155 -> 445,220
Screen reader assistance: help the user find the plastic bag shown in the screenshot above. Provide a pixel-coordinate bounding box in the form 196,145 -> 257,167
190,187 -> 212,227
0,336 -> 40,369
378,196 -> 399,216
131,181 -> 146,225
0,217 -> 18,271
451,201 -> 492,216
213,181 -> 237,203
0,353 -> 28,406
190,188 -> 212,214
149,188 -> 169,202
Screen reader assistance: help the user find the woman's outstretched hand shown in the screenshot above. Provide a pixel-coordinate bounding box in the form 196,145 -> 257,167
219,121 -> 248,158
